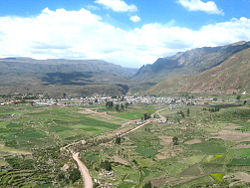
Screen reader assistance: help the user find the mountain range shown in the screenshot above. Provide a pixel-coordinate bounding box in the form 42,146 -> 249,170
0,41 -> 249,97
0,58 -> 136,97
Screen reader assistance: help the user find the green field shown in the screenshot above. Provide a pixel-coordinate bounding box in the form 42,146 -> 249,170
0,104 -> 125,187
1,102 -> 250,187
79,103 -> 250,187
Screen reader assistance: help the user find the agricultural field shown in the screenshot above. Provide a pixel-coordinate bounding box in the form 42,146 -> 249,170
79,103 -> 250,187
1,101 -> 250,187
0,103 -> 159,187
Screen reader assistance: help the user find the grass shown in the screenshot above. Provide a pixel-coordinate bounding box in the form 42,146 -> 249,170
115,112 -> 145,120
106,105 -> 157,120
190,140 -> 226,154
227,158 -> 250,166
117,183 -> 135,188
229,148 -> 250,158
210,173 -> 224,182
136,147 -> 158,158
208,154 -> 223,162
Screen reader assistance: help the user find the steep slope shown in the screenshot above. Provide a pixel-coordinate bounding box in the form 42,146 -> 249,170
0,58 -> 137,97
148,47 -> 250,95
134,41 -> 250,82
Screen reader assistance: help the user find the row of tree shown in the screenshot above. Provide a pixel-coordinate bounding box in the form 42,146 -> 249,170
177,109 -> 190,118
105,101 -> 129,112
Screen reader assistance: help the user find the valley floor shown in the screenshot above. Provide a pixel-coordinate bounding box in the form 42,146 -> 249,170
0,99 -> 250,187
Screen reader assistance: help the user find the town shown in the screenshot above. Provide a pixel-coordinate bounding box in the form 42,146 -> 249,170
0,94 -> 245,107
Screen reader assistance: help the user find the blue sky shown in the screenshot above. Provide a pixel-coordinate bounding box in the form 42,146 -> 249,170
0,0 -> 249,67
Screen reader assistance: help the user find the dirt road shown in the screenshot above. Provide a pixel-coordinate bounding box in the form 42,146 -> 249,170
72,152 -> 93,188
69,107 -> 168,188
119,120 -> 151,137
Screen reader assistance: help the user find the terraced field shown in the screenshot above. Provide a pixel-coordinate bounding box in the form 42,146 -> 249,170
0,103 -> 158,187
79,103 -> 250,187
0,104 -> 125,187
1,102 -> 250,187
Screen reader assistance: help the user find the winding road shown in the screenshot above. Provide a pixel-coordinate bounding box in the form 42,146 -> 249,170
69,107 -> 167,188
72,152 -> 93,188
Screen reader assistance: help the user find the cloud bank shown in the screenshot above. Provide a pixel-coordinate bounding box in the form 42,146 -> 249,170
178,0 -> 224,15
0,8 -> 249,67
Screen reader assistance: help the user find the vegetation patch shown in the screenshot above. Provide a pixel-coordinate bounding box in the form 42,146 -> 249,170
210,173 -> 224,182
116,112 -> 144,120
227,158 -> 250,167
229,148 -> 250,157
136,147 -> 158,158
190,140 -> 226,154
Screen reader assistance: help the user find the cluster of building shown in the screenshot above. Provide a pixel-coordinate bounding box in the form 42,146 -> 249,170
31,96 -> 221,106
0,100 -> 22,106
0,95 -> 246,107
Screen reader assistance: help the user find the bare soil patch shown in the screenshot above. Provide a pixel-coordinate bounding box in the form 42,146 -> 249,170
213,130 -> 250,142
225,124 -> 242,130
180,165 -> 203,177
156,154 -> 168,160
113,156 -> 129,166
158,136 -> 173,145
78,108 -> 113,120
165,175 -> 205,186
233,144 -> 250,149
157,146 -> 183,160
61,164 -> 69,172
233,172 -> 250,183
185,139 -> 202,145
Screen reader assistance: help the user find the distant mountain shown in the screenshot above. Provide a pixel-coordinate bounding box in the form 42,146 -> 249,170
0,58 -> 137,97
0,58 -> 136,77
148,47 -> 250,95
134,41 -> 250,82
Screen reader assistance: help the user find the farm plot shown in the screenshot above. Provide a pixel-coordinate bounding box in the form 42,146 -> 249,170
80,104 -> 250,187
0,104 -> 124,187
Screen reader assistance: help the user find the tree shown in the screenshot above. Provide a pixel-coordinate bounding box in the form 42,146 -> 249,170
121,104 -> 125,111
143,113 -> 151,120
106,101 -> 113,109
115,104 -> 120,112
69,168 -> 81,183
125,102 -> 129,109
63,93 -> 67,98
100,160 -> 112,171
178,111 -> 185,118
115,137 -> 121,144
236,95 -> 241,100
172,136 -> 178,145
143,181 -> 152,188
187,108 -> 190,117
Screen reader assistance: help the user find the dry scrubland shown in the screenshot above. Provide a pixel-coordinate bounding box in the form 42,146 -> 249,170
0,100 -> 250,187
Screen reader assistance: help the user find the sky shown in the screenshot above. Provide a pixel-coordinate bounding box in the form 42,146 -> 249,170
0,0 -> 249,68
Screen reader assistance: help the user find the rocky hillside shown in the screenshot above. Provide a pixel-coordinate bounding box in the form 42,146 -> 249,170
148,47 -> 250,95
134,41 -> 250,82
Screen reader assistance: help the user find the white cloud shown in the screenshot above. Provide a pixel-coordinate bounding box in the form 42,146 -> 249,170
130,15 -> 141,22
178,0 -> 224,15
86,4 -> 100,11
0,8 -> 249,68
94,0 -> 137,12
